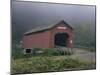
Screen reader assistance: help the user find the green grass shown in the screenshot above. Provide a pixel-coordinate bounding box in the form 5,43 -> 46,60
33,48 -> 61,56
12,47 -> 74,59
11,44 -> 96,74
82,47 -> 96,52
11,56 -> 96,74
88,47 -> 96,52
73,46 -> 96,52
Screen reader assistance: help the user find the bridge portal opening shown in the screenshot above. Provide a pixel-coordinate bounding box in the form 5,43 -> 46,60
54,33 -> 69,47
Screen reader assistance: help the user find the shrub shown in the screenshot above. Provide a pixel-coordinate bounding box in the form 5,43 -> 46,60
32,48 -> 61,56
57,48 -> 73,55
11,57 -> 95,74
42,48 -> 60,56
12,44 -> 33,59
12,44 -> 24,59
32,47 -> 73,56
89,47 -> 96,52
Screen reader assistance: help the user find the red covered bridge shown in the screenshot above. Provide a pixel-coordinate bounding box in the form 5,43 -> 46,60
22,20 -> 73,52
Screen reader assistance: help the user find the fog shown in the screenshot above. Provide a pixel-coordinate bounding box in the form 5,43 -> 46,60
11,1 -> 95,42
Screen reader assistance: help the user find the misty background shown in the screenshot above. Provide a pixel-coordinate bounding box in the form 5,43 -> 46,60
12,1 -> 96,48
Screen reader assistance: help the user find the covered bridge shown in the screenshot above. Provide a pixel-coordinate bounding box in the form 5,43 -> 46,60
22,20 -> 73,52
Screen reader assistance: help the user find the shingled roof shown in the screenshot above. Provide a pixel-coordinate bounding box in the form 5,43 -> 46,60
24,20 -> 73,35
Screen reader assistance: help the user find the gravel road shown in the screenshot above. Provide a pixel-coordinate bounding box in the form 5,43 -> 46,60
55,47 -> 96,63
70,48 -> 96,62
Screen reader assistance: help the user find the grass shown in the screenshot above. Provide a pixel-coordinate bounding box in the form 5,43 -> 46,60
88,47 -> 96,52
33,48 -> 61,56
11,56 -> 96,74
11,44 -> 96,74
81,47 -> 96,52
12,47 -> 74,59
74,46 -> 96,52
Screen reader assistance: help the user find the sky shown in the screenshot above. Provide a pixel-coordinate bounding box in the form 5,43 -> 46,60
11,1 -> 96,41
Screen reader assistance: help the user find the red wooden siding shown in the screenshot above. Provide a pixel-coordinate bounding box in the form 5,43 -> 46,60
22,22 -> 73,49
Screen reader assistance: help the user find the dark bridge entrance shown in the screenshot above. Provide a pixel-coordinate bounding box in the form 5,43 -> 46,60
54,33 -> 69,47
22,20 -> 73,49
